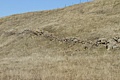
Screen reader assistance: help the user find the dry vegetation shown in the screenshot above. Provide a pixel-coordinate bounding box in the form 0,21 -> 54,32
0,0 -> 120,80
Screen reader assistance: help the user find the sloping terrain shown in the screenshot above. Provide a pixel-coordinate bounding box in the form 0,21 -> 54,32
0,0 -> 120,80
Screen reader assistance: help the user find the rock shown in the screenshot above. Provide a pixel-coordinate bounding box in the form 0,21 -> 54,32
113,36 -> 120,43
117,39 -> 120,43
113,36 -> 119,42
96,38 -> 107,44
106,39 -> 117,50
70,38 -> 79,43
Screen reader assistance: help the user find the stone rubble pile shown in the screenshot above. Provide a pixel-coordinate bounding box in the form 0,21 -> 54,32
2,29 -> 120,50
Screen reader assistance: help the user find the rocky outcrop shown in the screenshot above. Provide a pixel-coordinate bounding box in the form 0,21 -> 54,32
96,37 -> 120,50
1,29 -> 120,50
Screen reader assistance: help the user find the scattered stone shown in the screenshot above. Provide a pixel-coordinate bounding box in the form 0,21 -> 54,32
96,38 -> 108,44
3,29 -> 120,50
113,36 -> 120,43
106,39 -> 118,50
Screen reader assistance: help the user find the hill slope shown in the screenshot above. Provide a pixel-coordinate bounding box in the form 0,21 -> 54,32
0,0 -> 120,80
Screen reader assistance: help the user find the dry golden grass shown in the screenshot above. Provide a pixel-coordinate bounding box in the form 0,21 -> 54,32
0,0 -> 120,80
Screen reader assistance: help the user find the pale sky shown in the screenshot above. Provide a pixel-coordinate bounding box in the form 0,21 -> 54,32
0,0 -> 91,17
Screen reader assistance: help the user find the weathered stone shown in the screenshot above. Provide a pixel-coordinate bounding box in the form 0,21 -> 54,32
106,39 -> 117,50
96,38 -> 107,44
117,39 -> 120,43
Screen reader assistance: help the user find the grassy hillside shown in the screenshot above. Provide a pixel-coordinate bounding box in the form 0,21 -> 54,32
0,0 -> 120,80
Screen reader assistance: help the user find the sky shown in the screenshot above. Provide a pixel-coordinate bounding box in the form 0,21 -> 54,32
0,0 -> 91,17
